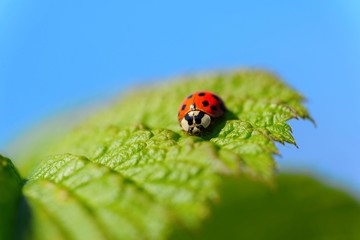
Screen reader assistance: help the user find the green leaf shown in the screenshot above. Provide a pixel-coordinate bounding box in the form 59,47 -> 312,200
28,70 -> 311,177
24,133 -> 225,239
0,155 -> 22,240
171,174 -> 360,240
20,70 -> 313,239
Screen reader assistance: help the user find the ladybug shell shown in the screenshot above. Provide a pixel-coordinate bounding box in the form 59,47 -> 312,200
178,91 -> 226,122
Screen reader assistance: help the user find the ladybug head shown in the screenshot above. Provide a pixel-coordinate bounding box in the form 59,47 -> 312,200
180,110 -> 211,135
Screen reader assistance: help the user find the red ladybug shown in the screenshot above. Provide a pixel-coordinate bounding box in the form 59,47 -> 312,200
178,91 -> 226,135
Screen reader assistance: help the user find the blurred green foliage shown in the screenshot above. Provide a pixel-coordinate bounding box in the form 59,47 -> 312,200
0,155 -> 22,240
172,174 -> 360,240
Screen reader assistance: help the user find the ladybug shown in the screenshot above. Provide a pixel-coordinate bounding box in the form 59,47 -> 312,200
178,91 -> 226,135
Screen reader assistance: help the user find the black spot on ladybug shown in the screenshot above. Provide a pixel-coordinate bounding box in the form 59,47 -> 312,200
210,105 -> 217,111
198,92 -> 206,96
212,94 -> 220,101
195,111 -> 205,124
187,94 -> 193,99
181,104 -> 186,110
202,100 -> 209,107
220,103 -> 226,112
185,114 -> 193,125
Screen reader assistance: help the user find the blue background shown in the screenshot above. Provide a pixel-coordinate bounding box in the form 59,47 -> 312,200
1,1 -> 359,195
